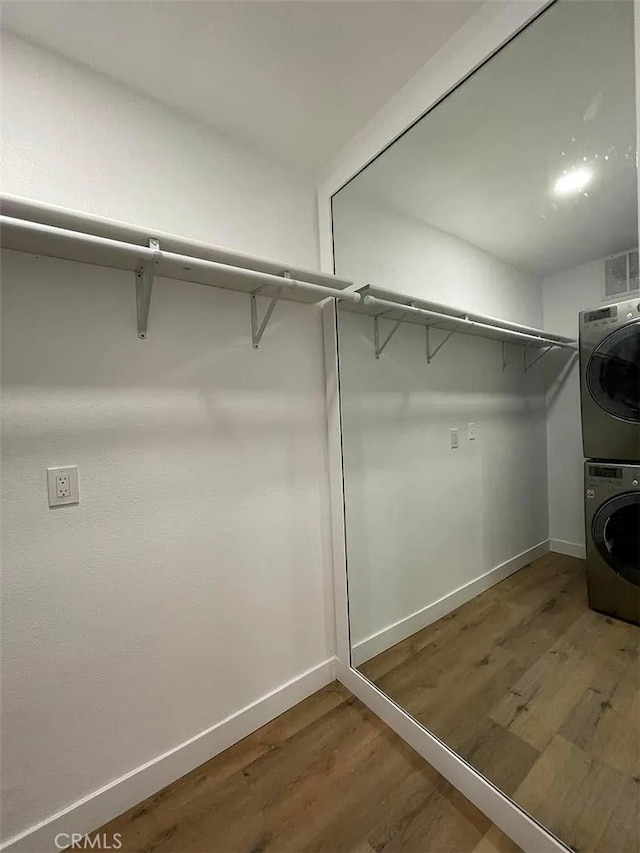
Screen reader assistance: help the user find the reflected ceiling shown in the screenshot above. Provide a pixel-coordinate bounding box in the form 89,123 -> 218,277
338,0 -> 638,277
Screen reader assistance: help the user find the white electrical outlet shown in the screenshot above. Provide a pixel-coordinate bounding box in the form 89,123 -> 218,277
56,473 -> 70,498
450,428 -> 459,449
47,466 -> 79,507
468,422 -> 477,440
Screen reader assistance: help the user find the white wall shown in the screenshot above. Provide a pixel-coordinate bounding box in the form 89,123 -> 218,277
1,33 -> 334,847
333,193 -> 542,325
332,196 -> 549,656
0,32 -> 318,266
542,259 -> 604,555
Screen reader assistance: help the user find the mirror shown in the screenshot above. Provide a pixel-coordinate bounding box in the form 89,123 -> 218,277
332,2 -> 639,851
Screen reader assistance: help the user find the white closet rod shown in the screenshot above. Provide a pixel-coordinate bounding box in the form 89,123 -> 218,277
365,286 -> 574,344
362,295 -> 576,349
0,215 -> 361,305
1,214 -> 149,258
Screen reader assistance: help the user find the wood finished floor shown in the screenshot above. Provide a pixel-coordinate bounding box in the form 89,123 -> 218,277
95,683 -> 519,853
359,553 -> 640,853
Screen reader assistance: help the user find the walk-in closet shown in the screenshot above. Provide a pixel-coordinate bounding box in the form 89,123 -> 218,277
1,1 -> 638,852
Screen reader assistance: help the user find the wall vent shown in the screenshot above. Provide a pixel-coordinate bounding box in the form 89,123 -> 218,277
604,248 -> 639,299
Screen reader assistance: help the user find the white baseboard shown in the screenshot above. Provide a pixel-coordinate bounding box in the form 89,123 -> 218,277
1,658 -> 336,853
351,540 -> 551,667
549,539 -> 586,560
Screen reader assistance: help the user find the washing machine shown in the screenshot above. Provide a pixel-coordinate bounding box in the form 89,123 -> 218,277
579,297 -> 640,461
584,461 -> 640,624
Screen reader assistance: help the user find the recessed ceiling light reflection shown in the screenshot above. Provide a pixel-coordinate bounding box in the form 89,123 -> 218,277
554,167 -> 593,196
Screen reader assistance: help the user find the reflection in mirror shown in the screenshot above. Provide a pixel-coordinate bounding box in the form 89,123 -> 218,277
332,2 -> 638,851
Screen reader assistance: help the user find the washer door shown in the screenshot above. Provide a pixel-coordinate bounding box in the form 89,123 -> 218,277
592,492 -> 640,586
586,321 -> 640,423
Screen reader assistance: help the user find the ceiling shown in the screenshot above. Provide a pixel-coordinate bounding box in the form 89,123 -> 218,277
0,0 -> 481,174
336,0 -> 638,276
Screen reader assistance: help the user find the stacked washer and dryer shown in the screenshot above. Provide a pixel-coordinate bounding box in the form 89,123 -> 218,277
579,297 -> 640,625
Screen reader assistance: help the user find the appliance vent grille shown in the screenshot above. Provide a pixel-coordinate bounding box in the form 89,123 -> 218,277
604,248 -> 639,299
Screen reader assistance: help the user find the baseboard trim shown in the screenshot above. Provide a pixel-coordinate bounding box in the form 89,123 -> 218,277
352,540 -> 551,667
337,663 -> 567,852
549,539 -> 586,560
1,658 -> 336,853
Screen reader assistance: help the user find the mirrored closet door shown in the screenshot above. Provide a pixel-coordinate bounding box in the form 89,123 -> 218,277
332,2 -> 639,851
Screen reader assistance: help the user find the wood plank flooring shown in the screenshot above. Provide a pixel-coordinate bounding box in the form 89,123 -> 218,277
94,683 -> 519,853
359,553 -> 640,853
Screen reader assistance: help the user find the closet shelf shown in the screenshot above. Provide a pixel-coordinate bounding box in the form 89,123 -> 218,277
342,285 -> 577,367
0,194 -> 359,344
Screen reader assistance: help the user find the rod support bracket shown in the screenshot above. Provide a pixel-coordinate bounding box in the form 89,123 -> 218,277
502,341 -> 515,371
135,238 -> 160,340
251,271 -> 290,349
523,343 -> 554,373
373,313 -> 404,358
426,326 -> 455,363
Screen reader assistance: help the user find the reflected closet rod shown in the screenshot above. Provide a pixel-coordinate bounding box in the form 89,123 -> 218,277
363,285 -> 575,344
362,295 -> 577,351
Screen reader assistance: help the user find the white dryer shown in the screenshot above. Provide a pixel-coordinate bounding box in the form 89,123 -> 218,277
579,297 -> 640,461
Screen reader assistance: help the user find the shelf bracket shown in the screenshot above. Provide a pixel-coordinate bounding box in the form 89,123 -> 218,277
523,344 -> 553,373
374,314 -> 403,359
502,341 -> 515,371
251,271 -> 289,349
135,238 -> 160,340
426,326 -> 455,364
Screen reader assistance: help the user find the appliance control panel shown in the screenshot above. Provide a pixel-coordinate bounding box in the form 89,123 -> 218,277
583,306 -> 618,325
587,464 -> 640,489
580,298 -> 640,329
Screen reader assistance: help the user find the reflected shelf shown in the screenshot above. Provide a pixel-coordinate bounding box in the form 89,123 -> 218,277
341,284 -> 577,368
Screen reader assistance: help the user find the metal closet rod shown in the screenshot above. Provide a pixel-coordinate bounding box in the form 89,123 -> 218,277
0,216 -> 361,304
364,286 -> 575,344
362,295 -> 577,349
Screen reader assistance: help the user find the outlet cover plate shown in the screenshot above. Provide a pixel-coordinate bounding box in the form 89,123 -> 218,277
47,466 -> 79,507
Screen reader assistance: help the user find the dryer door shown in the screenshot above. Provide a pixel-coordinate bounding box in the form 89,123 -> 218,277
586,321 -> 640,422
592,492 -> 640,586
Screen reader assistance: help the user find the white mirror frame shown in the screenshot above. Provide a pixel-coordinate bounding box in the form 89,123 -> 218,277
316,1 -> 639,848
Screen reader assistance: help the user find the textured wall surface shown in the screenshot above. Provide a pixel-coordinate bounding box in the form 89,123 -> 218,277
0,33 -> 333,843
332,197 -> 548,650
1,252 -> 335,841
0,32 -> 318,268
